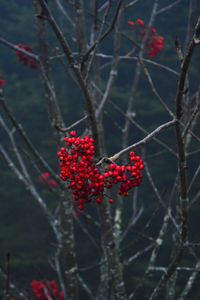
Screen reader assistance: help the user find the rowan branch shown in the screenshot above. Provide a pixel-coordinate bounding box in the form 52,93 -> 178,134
103,119 -> 177,162
81,0 -> 123,66
37,0 -> 101,155
148,16 -> 200,300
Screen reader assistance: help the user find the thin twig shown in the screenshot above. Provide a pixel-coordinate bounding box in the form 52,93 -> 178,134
109,99 -> 177,156
109,119 -> 177,162
55,115 -> 88,132
0,95 -> 61,185
82,0 -> 124,65
156,0 -> 182,15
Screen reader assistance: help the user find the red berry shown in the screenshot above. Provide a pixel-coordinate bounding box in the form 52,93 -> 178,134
69,130 -> 76,137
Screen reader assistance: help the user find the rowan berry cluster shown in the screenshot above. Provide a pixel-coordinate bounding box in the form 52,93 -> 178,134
38,172 -> 58,188
31,280 -> 64,300
58,131 -> 144,210
16,44 -> 38,69
105,152 -> 144,196
128,18 -> 164,58
0,78 -> 6,88
143,27 -> 164,58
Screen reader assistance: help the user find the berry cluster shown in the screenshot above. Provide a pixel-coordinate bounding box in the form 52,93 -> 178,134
128,18 -> 164,58
31,280 -> 64,300
128,18 -> 145,27
143,28 -> 164,58
105,152 -> 144,197
16,44 -> 38,69
0,78 -> 6,88
58,131 -> 144,210
38,172 -> 58,188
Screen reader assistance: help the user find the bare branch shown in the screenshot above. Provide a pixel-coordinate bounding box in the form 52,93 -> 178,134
0,94 -> 60,185
177,261 -> 200,300
82,0 -> 124,66
55,115 -> 88,133
156,0 -> 182,15
0,144 -> 57,236
124,243 -> 155,266
96,2 -> 124,118
109,119 -> 177,162
37,0 -> 101,154
0,36 -> 39,61
148,16 -> 200,300
109,100 -> 177,156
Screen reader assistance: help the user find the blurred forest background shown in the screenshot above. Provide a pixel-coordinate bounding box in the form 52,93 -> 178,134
0,0 -> 200,299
